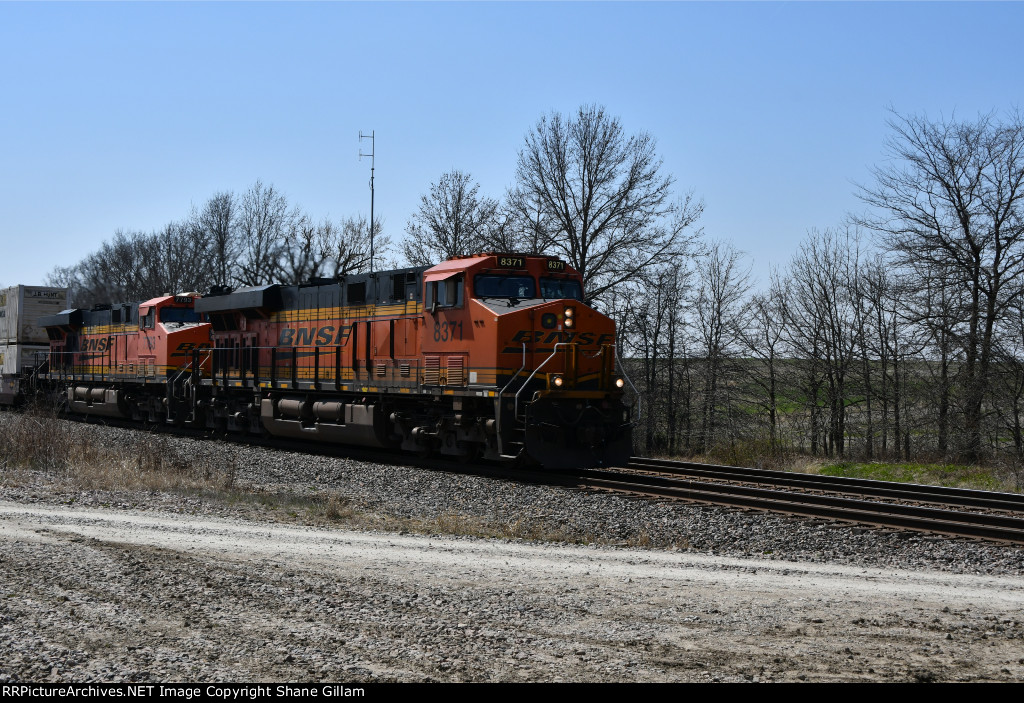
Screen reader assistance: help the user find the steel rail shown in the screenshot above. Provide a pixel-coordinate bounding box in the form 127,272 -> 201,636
627,457 -> 1024,513
564,467 -> 1024,545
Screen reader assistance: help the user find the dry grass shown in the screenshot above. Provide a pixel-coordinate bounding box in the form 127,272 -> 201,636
780,454 -> 829,475
0,405 -> 232,493
3,405 -> 684,548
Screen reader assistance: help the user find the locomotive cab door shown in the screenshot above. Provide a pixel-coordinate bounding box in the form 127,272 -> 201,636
422,273 -> 468,387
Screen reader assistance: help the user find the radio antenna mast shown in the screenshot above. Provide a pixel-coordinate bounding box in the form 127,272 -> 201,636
358,130 -> 375,275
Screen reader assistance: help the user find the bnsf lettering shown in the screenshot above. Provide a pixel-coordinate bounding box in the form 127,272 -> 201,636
509,330 -> 613,346
278,325 -> 354,347
82,337 -> 114,352
171,342 -> 212,357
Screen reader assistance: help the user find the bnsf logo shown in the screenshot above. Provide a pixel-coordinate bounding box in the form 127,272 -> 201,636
278,325 -> 354,346
82,337 -> 114,352
171,342 -> 211,357
510,331 -> 614,346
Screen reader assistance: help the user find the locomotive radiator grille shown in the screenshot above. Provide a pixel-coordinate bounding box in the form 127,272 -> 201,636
447,356 -> 464,386
424,356 -> 440,385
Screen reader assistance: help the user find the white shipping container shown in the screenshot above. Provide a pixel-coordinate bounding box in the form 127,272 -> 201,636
0,343 -> 49,376
0,344 -> 48,404
0,285 -> 68,344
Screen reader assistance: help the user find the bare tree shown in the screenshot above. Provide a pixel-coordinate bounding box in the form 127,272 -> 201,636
43,264 -> 84,308
623,266 -> 692,454
991,299 -> 1024,463
146,220 -> 215,295
335,215 -> 390,274
907,259 -> 969,457
738,281 -> 787,453
193,191 -> 238,287
514,104 -> 702,300
693,242 -> 751,453
279,212 -> 321,285
488,187 -> 557,255
779,229 -> 864,457
279,214 -> 386,282
82,229 -> 152,304
236,180 -> 294,286
402,170 -> 499,266
855,109 -> 1024,460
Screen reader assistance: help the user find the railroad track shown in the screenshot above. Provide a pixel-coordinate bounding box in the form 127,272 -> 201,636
39,413 -> 1024,546
627,457 -> 1024,513
554,458 -> 1024,546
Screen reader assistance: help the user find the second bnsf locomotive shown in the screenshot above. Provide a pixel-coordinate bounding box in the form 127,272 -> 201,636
39,254 -> 634,468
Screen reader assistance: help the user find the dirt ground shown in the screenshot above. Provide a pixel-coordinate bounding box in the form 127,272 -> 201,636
1,499 -> 1022,683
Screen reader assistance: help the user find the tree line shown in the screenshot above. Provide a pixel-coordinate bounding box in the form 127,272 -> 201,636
46,105 -> 1024,467
46,180 -> 384,306
613,109 -> 1024,471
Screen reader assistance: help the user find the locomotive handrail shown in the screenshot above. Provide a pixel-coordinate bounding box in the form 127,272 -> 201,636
513,342 -> 570,421
494,343 -> 528,454
613,343 -> 642,421
28,351 -> 49,391
169,348 -> 212,402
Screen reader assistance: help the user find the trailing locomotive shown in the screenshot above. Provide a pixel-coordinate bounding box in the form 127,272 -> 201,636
29,254 -> 634,468
41,293 -> 211,421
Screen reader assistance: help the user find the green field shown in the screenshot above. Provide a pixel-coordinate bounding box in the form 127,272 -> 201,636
818,461 -> 1009,491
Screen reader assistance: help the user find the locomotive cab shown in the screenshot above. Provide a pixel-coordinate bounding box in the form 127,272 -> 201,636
136,294 -> 212,377
422,254 -> 634,468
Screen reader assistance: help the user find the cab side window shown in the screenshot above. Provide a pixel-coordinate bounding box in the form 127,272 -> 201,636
425,276 -> 464,311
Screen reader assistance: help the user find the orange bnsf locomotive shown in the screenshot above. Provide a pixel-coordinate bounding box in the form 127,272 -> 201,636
36,254 -> 634,468
41,294 -> 212,420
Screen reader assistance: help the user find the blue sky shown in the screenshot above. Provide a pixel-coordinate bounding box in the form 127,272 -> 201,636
1,1 -> 1020,289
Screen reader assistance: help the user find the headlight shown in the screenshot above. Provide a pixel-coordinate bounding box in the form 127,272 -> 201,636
563,306 -> 574,318
552,375 -> 564,388
564,316 -> 574,328
615,377 -> 625,388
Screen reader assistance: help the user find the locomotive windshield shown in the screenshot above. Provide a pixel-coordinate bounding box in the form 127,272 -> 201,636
160,307 -> 202,324
474,274 -> 536,299
540,277 -> 583,301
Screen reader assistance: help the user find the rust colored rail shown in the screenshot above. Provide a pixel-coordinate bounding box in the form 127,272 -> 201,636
627,457 -> 1024,513
562,465 -> 1024,545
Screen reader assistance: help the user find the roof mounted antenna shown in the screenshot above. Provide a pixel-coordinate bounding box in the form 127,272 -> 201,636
359,130 -> 375,277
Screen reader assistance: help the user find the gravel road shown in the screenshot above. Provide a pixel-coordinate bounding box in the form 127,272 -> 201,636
1,421 -> 1023,682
